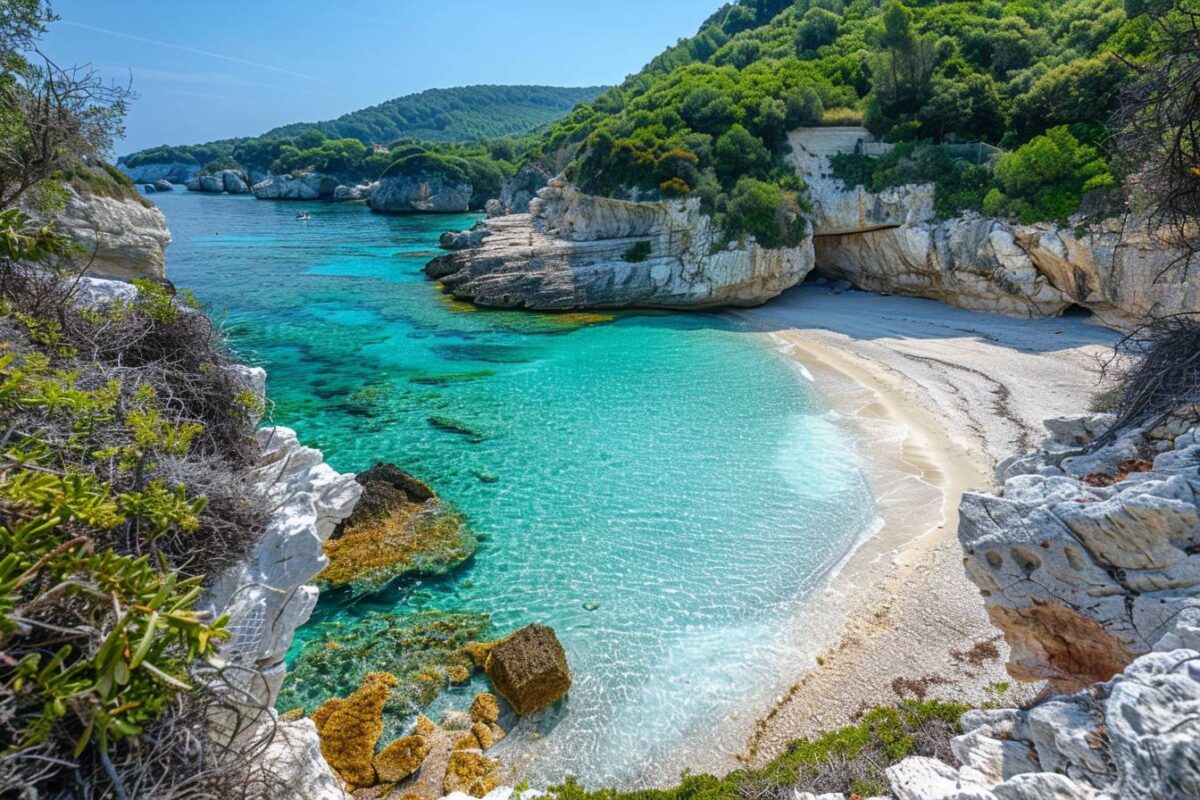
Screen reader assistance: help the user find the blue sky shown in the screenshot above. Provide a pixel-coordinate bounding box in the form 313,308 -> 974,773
39,1 -> 717,155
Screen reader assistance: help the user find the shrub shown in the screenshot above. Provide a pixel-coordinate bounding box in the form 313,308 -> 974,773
723,178 -> 808,249
381,152 -> 471,185
622,241 -> 653,263
990,126 -> 1113,222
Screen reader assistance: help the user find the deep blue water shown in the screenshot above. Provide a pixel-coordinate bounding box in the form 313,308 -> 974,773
152,189 -> 878,787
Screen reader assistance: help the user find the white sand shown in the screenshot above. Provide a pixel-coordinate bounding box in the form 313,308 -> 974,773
724,285 -> 1120,766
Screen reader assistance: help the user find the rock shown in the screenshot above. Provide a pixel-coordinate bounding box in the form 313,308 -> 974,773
254,717 -> 348,800
253,172 -> 339,200
485,198 -> 505,217
203,426 -> 362,704
443,751 -> 500,797
440,226 -> 491,251
35,185 -> 172,281
497,163 -> 552,215
886,756 -> 992,800
373,735 -> 430,783
959,421 -> 1200,692
425,182 -> 814,310
369,172 -> 472,214
186,168 -> 250,194
320,461 -> 476,594
143,183 -> 155,193
119,160 -> 199,185
483,624 -> 571,715
991,773 -> 1097,799
469,693 -> 500,724
310,672 -> 399,788
153,179 -> 173,192
334,181 -> 377,202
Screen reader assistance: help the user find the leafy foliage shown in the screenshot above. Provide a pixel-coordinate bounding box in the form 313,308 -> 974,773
985,126 -> 1114,222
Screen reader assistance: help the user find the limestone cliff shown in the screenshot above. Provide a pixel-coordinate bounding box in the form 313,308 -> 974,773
791,126 -> 1200,328
46,185 -> 171,281
369,172 -> 473,214
426,180 -> 814,309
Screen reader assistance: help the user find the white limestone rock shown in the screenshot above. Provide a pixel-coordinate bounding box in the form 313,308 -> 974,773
333,181 -> 377,202
253,717 -> 348,800
369,171 -> 473,213
253,172 -> 339,200
203,427 -> 362,705
41,185 -> 171,281
425,182 -> 814,310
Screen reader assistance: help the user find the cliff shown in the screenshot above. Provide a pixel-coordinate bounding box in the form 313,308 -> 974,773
426,180 -> 814,309
791,128 -> 1200,329
370,171 -> 473,214
44,185 -> 171,281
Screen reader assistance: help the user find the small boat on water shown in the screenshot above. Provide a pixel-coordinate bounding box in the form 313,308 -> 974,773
296,212 -> 312,221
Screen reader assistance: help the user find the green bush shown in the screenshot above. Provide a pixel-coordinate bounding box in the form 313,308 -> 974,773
622,241 -> 653,263
381,152 -> 471,185
989,126 -> 1114,222
722,177 -> 808,249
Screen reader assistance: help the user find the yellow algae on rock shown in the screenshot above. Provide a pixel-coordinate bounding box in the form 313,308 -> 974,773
463,641 -> 495,668
484,624 -> 572,715
414,714 -> 437,738
453,732 -> 480,751
469,692 -> 500,724
470,722 -> 494,750
311,672 -> 399,788
447,665 -> 471,684
373,735 -> 430,783
443,750 -> 499,796
279,707 -> 306,722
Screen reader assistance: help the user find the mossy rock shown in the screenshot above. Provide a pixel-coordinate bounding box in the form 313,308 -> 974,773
311,672 -> 399,788
484,624 -> 571,715
373,735 -> 430,783
320,462 -> 476,594
443,751 -> 500,797
469,692 -> 500,724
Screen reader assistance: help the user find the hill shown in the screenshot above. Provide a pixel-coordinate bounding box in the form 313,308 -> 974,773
264,84 -> 608,144
524,0 -> 1161,239
121,84 -> 607,169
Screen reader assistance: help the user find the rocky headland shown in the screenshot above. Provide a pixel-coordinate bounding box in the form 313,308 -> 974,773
426,179 -> 813,309
370,171 -> 473,214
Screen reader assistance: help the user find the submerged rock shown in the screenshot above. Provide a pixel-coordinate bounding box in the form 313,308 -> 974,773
319,461 -> 476,594
483,624 -> 572,715
426,181 -> 814,310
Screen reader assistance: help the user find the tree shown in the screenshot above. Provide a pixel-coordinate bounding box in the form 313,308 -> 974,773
919,72 -> 1006,142
797,7 -> 841,52
713,124 -> 772,185
1116,0 -> 1200,259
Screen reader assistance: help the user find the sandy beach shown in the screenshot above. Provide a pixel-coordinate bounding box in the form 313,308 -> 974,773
728,284 -> 1120,766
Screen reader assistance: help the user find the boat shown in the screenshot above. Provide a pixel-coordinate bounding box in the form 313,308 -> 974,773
296,212 -> 312,221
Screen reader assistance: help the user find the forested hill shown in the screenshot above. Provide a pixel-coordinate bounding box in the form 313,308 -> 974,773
263,85 -> 608,144
527,0 -> 1178,241
121,84 -> 606,167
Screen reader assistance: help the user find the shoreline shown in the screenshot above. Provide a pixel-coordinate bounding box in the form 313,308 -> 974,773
726,285 -> 1119,765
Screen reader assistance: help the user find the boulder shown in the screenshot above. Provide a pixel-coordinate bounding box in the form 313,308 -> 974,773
222,169 -> 251,194
443,751 -> 500,797
369,172 -> 472,214
153,179 -> 173,192
187,169 -> 250,194
253,172 -> 339,201
142,183 -> 155,193
333,181 -> 377,202
483,624 -> 571,715
372,734 -> 430,783
497,162 -> 552,215
310,672 -> 398,788
440,226 -> 490,251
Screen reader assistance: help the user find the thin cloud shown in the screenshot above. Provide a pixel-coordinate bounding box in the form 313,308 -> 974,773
62,20 -> 321,83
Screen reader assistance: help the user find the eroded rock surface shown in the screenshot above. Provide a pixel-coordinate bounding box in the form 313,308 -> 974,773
426,181 -> 814,309
187,168 -> 251,194
369,172 -> 473,214
959,419 -> 1200,692
484,624 -> 572,715
43,185 -> 171,281
253,172 -> 339,200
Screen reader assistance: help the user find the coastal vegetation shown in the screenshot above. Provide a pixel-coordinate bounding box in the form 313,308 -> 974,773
521,0 -> 1187,231
0,6 -> 275,796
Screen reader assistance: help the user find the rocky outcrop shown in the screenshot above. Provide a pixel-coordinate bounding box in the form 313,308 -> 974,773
369,172 -> 473,214
425,181 -> 814,309
187,169 -> 251,194
253,172 -> 339,200
483,624 -> 572,715
959,417 -> 1200,693
883,631 -> 1200,800
44,185 -> 171,281
333,181 -> 377,202
205,425 -> 362,704
815,215 -> 1073,317
120,160 -> 199,185
492,163 -> 552,216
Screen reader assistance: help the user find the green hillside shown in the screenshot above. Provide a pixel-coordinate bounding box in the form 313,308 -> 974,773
524,0 -> 1169,239
121,84 -> 606,169
264,84 -> 608,144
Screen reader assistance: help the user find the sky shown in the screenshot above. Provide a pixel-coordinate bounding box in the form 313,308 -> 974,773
38,1 -> 717,156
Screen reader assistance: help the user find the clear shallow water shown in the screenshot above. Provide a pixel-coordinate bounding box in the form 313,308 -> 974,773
153,190 -> 878,787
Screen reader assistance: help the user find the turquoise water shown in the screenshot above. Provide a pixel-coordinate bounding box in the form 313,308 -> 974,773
153,190 -> 878,787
